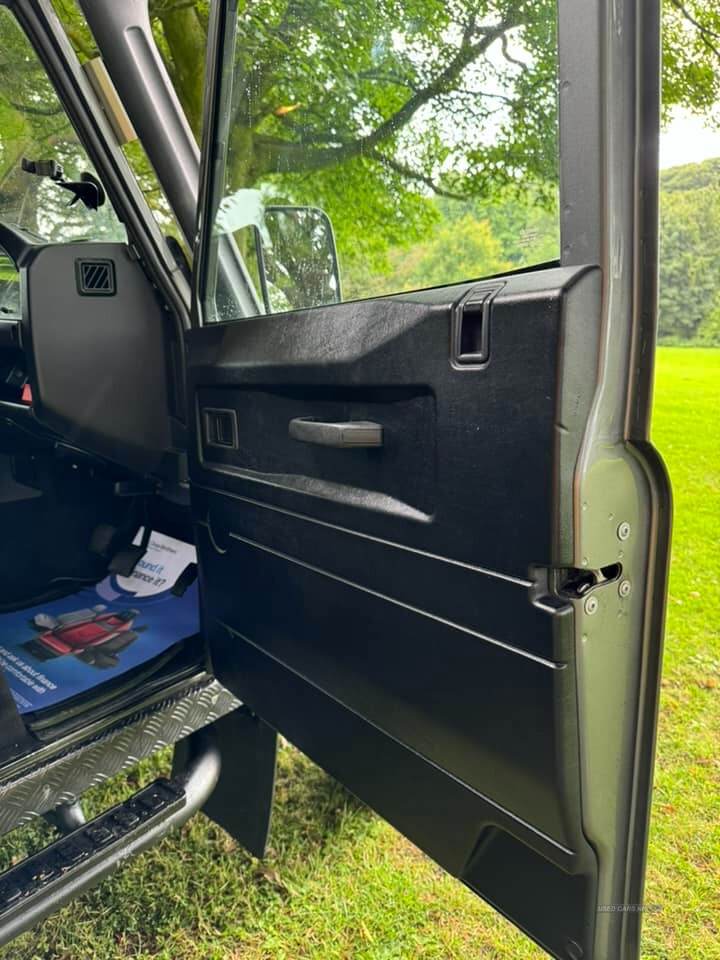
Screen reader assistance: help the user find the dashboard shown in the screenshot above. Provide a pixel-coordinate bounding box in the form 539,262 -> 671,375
0,220 -> 182,478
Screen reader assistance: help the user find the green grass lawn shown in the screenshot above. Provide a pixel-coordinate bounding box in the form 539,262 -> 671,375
2,347 -> 718,960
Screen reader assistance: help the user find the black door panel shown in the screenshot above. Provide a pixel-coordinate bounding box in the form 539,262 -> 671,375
208,621 -> 597,960
187,265 -> 603,957
189,267 -> 600,578
191,489 -> 557,659
196,383 -> 436,517
197,520 -> 573,839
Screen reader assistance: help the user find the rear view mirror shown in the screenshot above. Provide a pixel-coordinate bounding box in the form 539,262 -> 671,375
253,205 -> 341,314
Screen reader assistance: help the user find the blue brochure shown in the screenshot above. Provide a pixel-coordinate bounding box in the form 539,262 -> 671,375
0,532 -> 198,715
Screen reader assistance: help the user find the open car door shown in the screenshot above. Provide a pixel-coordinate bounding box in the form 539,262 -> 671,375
186,2 -> 671,958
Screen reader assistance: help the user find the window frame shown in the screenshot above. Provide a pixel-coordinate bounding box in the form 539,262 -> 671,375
195,0 -> 660,365
194,0 -> 568,325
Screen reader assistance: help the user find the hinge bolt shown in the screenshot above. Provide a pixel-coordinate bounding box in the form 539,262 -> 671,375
617,521 -> 631,541
619,579 -> 632,598
584,595 -> 599,615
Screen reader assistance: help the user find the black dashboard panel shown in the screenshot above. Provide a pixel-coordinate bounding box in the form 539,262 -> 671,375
20,242 -> 175,474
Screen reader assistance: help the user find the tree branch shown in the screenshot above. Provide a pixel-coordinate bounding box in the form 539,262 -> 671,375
499,34 -> 526,70
670,0 -> 720,61
8,101 -> 64,118
368,150 -> 469,200
357,19 -> 512,152
254,18 -> 516,175
357,69 -> 419,93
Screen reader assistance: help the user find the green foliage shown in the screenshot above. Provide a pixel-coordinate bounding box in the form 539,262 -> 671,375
149,1 -> 720,314
146,0 -> 720,282
342,187 -> 559,299
662,155 -> 720,192
662,0 -> 720,124
2,2 -> 720,336
383,214 -> 511,288
696,302 -> 720,345
659,159 -> 720,344
343,213 -> 511,299
446,187 -> 560,266
0,8 -> 125,244
210,0 -> 561,288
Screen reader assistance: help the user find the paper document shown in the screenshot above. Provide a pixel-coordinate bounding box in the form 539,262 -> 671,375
0,532 -> 199,715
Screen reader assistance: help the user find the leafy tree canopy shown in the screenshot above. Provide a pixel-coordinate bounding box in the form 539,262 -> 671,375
659,158 -> 720,344
661,155 -> 720,192
663,0 -> 720,124
45,3 -> 719,260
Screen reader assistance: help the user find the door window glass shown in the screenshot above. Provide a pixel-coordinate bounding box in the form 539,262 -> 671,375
200,0 -> 560,322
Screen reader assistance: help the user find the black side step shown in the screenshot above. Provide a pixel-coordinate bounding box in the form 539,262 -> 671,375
0,728 -> 220,947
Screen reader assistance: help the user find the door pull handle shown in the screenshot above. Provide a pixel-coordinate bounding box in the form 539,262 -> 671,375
288,418 -> 383,448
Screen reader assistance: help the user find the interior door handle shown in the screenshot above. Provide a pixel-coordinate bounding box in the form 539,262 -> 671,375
289,418 -> 383,448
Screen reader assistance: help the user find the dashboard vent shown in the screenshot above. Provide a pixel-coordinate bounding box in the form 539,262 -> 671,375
75,258 -> 115,296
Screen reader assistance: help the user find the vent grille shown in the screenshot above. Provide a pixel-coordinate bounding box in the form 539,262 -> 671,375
75,259 -> 115,296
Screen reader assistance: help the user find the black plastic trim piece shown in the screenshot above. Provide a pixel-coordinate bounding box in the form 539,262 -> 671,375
203,407 -> 238,449
288,418 -> 384,449
74,258 -> 116,296
0,222 -> 38,269
450,283 -> 503,368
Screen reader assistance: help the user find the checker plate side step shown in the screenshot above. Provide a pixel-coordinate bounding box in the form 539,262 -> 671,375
0,677 -> 239,837
0,728 -> 220,946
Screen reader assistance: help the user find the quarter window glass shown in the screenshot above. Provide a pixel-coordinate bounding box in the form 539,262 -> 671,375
0,8 -> 126,315
0,9 -> 126,244
203,0 -> 560,322
51,0 -> 190,256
